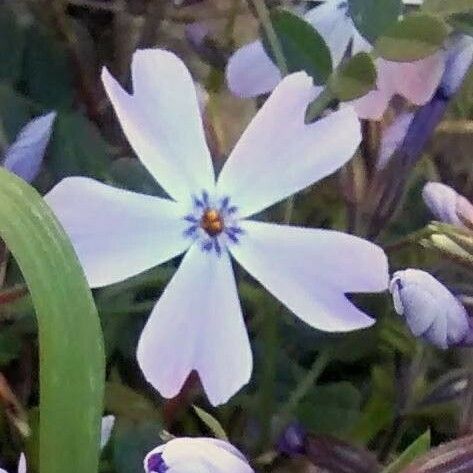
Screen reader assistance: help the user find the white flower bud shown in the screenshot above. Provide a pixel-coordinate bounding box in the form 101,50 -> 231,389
422,182 -> 473,229
390,269 -> 470,349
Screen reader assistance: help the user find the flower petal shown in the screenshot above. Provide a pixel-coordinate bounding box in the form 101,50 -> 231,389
422,181 -> 462,225
231,221 -> 388,332
442,35 -> 473,96
145,438 -> 253,473
304,1 -> 354,66
3,112 -> 56,183
226,40 -> 281,98
137,244 -> 252,406
351,61 -> 393,120
100,415 -> 115,449
102,49 -> 214,203
386,52 -> 445,105
17,454 -> 26,473
217,73 -> 361,218
45,177 -> 190,287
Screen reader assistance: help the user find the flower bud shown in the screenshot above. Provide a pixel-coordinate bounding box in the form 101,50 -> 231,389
422,182 -> 473,229
390,269 -> 470,349
277,422 -> 307,456
144,438 -> 253,473
441,34 -> 473,97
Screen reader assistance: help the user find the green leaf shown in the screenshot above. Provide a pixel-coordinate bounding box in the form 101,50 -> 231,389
264,9 -> 332,84
375,13 -> 450,61
48,111 -> 110,180
296,382 -> 361,435
351,366 -> 395,443
0,6 -> 26,82
193,405 -> 228,441
348,0 -> 402,43
0,85 -> 31,144
109,158 -> 163,196
382,430 -> 431,473
105,382 -> 161,422
113,421 -> 162,473
0,168 -> 104,473
449,11 -> 473,35
422,0 -> 473,15
22,25 -> 74,108
329,52 -> 377,101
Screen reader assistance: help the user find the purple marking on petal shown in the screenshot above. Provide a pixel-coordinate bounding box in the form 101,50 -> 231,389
220,196 -> 230,211
227,226 -> 243,234
194,196 -> 204,208
225,229 -> 239,243
202,240 -> 214,252
202,190 -> 210,206
214,238 -> 222,256
147,453 -> 168,473
227,206 -> 238,214
184,225 -> 198,237
184,215 -> 198,223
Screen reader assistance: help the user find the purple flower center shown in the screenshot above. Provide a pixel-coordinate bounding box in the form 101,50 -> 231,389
147,453 -> 168,473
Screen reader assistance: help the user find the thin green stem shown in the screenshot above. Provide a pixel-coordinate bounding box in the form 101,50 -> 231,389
383,227 -> 433,254
250,0 -> 288,75
278,349 -> 332,425
259,306 -> 279,448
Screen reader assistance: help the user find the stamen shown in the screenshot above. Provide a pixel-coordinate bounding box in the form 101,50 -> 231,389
201,209 -> 224,237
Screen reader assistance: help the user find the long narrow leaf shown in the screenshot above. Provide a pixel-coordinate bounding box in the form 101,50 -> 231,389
0,168 -> 105,473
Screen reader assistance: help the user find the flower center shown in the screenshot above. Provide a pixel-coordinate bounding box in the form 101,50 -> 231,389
183,191 -> 243,255
200,208 -> 224,236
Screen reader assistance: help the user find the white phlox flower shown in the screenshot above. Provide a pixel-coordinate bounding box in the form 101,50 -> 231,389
46,49 -> 388,406
144,438 -> 253,473
226,0 -> 445,121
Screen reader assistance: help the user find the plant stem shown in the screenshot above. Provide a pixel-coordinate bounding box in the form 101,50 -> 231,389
259,305 -> 279,448
250,0 -> 288,76
278,349 -> 332,426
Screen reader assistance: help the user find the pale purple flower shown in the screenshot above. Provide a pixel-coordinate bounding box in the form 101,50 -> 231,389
351,52 -> 445,120
390,269 -> 470,349
422,182 -> 473,228
144,438 -> 253,473
226,0 -> 444,121
45,49 -> 388,406
3,112 -> 56,182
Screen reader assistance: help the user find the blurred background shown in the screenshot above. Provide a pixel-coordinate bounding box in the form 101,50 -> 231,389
0,1 -> 472,472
